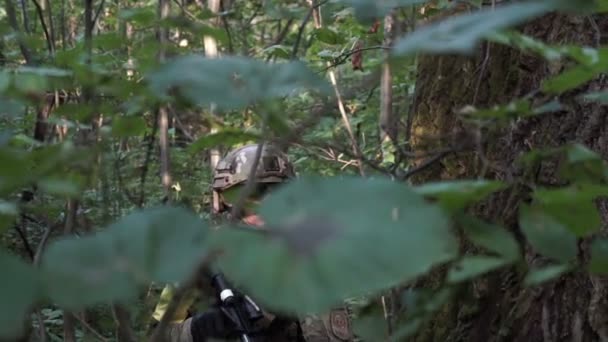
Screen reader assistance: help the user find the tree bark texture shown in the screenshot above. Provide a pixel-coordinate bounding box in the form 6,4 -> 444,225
408,12 -> 608,342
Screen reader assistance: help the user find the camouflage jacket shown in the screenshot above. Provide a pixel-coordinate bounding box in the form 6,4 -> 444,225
155,307 -> 353,342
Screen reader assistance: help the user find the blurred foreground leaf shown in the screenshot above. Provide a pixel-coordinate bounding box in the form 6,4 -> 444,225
146,55 -> 332,110
519,204 -> 578,263
41,206 -> 208,310
212,176 -> 458,314
391,1 -> 555,57
0,249 -> 41,340
413,179 -> 506,211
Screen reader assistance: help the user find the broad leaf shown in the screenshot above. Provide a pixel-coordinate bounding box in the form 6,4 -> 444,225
542,48 -> 608,93
447,256 -> 510,283
413,179 -> 506,211
112,115 -> 147,137
0,200 -> 17,233
146,55 -> 332,110
459,99 -> 562,120
337,0 -> 429,24
188,130 -> 261,154
533,184 -> 608,237
457,214 -> 520,261
312,28 -> 345,45
589,238 -> 608,274
581,90 -> 608,104
391,1 -> 555,57
0,249 -> 41,339
212,176 -> 457,314
519,204 -> 578,263
41,206 -> 208,310
524,264 -> 571,286
262,45 -> 291,59
558,143 -> 608,183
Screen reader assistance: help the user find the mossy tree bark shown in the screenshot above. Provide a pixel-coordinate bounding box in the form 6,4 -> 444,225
408,12 -> 608,342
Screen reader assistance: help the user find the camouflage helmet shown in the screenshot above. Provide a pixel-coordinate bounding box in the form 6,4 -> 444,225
212,143 -> 295,192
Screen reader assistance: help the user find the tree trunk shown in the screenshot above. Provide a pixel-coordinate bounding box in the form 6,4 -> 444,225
408,12 -> 608,342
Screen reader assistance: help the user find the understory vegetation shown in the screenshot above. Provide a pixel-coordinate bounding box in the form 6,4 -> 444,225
2,0 -> 608,341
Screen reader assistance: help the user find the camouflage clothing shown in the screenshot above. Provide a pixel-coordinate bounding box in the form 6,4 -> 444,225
300,308 -> 353,342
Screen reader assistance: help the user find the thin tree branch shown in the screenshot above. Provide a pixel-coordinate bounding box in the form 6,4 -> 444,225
139,112 -> 159,207
31,0 -> 53,55
321,46 -> 389,72
399,150 -> 452,180
291,8 -> 312,59
44,0 -> 56,54
309,0 -> 366,177
158,0 -> 172,198
5,0 -> 33,64
73,314 -> 109,342
20,0 -> 30,33
93,0 -> 107,26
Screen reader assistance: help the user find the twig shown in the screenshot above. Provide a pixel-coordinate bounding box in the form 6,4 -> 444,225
93,0 -> 106,27
309,0 -> 366,177
139,111 -> 159,207
4,0 -> 33,64
19,0 -> 30,33
13,221 -> 35,260
399,150 -> 453,180
321,46 -> 390,72
219,0 -> 234,53
31,0 -> 54,55
291,8 -> 313,59
33,222 -> 56,266
73,314 -> 109,342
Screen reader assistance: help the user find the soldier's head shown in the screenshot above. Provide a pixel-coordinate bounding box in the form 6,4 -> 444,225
211,143 -> 295,219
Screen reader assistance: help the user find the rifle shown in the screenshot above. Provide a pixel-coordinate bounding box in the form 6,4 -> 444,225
210,272 -> 265,342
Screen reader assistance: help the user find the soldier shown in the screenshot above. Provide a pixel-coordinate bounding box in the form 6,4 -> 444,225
149,143 -> 353,341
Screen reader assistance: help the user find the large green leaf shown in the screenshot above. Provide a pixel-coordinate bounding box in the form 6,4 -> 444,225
558,143 -> 608,183
413,179 -> 506,211
456,214 -> 520,261
41,206 -> 208,310
519,204 -> 578,263
188,129 -> 261,154
488,30 -> 604,66
447,256 -> 510,283
391,1 -> 555,57
459,98 -> 562,120
337,0 -> 429,24
111,115 -> 147,138
524,264 -> 571,286
212,176 -> 457,314
542,48 -> 608,94
146,55 -> 332,110
312,28 -> 346,45
533,184 -> 608,237
0,249 -> 41,339
589,238 -> 608,274
581,90 -> 608,104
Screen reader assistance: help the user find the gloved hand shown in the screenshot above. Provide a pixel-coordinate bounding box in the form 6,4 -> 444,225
189,307 -> 240,341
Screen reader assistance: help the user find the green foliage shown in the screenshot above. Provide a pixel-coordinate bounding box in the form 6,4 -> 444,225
338,0 -> 428,24
519,204 -> 578,263
146,55 -> 332,110
1,0 -> 608,339
391,1 -> 557,57
413,179 -> 506,211
0,250 -> 41,339
524,264 -> 572,286
42,206 -> 208,310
